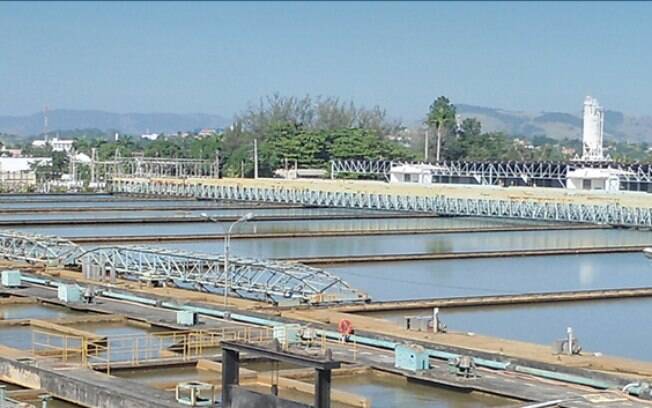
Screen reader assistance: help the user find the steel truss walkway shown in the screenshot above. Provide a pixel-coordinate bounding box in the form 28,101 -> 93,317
112,178 -> 652,227
78,246 -> 367,303
72,156 -> 220,183
331,159 -> 652,190
0,230 -> 367,304
0,230 -> 82,266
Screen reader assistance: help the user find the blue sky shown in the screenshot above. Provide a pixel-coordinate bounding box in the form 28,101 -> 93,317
1,1 -> 650,120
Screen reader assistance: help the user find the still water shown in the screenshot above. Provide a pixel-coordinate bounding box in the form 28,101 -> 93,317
0,304 -> 84,320
0,199 -> 208,209
332,374 -> 512,407
247,374 -> 513,408
13,216 -> 543,238
0,207 -> 389,219
371,298 -> 652,362
145,228 -> 651,258
332,253 -> 652,361
329,253 -> 652,299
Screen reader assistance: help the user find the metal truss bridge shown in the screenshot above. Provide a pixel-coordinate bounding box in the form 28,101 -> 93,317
112,178 -> 652,227
0,230 -> 367,304
71,156 -> 220,184
0,230 -> 82,266
331,159 -> 652,191
78,246 -> 367,304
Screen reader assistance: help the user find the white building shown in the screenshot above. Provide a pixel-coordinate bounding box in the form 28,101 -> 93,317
389,164 -> 441,185
71,152 -> 92,164
31,140 -> 47,149
566,168 -> 626,193
31,137 -> 74,153
50,137 -> 74,153
198,128 -> 217,137
0,157 -> 52,187
581,96 -> 605,161
141,132 -> 160,141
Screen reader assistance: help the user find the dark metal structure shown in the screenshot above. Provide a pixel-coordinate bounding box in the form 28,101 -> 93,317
221,340 -> 341,408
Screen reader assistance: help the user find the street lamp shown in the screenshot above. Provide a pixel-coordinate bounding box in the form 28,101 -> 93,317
200,212 -> 254,306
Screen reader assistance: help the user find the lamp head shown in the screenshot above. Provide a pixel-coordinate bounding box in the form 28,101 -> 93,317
243,212 -> 254,221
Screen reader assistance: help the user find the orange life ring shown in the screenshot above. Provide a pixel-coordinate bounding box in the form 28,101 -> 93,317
338,319 -> 353,335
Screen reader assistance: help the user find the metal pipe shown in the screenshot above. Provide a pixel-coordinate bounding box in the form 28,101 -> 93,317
16,274 -> 623,393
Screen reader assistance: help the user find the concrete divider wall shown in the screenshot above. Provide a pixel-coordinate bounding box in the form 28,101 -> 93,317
0,357 -> 181,408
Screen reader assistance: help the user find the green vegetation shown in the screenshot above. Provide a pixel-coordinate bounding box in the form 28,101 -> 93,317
218,94 -> 414,176
426,96 -> 457,161
3,94 -> 652,182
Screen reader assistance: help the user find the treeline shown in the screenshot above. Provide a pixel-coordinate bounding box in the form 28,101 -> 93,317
5,94 -> 652,178
219,95 -> 414,176
18,95 -> 413,178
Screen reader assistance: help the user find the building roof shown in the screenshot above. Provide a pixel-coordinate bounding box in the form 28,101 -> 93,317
72,152 -> 92,163
567,167 -> 633,179
0,157 -> 52,172
390,163 -> 444,173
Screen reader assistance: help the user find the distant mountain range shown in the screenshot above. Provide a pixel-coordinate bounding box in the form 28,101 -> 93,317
456,104 -> 652,143
2,106 -> 651,143
0,109 -> 230,136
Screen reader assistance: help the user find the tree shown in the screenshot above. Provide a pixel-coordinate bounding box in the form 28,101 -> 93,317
219,94 -> 406,176
426,96 -> 457,161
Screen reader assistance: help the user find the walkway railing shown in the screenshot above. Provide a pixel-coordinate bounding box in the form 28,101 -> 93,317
111,177 -> 652,227
31,326 -> 274,375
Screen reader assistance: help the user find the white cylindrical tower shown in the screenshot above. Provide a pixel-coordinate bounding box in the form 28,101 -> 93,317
582,96 -> 604,161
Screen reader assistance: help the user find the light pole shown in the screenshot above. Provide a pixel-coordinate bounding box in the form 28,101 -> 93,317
200,212 -> 254,306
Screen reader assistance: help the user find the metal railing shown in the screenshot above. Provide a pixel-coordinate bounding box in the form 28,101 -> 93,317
112,177 -> 652,228
31,327 -> 274,375
0,230 -> 83,266
78,245 -> 368,304
331,159 -> 652,190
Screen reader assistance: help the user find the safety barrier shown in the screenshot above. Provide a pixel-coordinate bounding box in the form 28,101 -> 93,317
30,326 -> 274,375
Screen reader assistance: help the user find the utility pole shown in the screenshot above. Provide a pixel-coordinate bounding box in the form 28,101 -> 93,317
215,149 -> 220,178
43,105 -> 49,142
424,127 -> 429,161
253,139 -> 258,179
90,148 -> 97,187
435,127 -> 441,163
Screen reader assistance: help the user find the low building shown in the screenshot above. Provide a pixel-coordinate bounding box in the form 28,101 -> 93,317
31,137 -> 74,153
566,168 -> 628,193
141,132 -> 160,141
71,152 -> 92,164
50,137 -> 74,153
389,163 -> 441,185
0,146 -> 22,158
274,168 -> 328,179
31,139 -> 48,149
198,128 -> 217,137
0,157 -> 52,188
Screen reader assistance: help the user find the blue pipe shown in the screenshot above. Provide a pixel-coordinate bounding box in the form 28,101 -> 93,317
514,365 -> 614,389
16,274 -> 625,392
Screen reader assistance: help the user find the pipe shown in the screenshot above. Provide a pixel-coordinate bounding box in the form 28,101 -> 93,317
15,274 -> 628,393
514,365 -> 614,389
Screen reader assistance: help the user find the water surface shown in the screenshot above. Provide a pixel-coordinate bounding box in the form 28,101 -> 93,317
371,297 -> 652,362
329,253 -> 652,300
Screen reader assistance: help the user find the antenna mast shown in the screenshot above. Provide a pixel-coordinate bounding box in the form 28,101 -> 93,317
43,105 -> 49,141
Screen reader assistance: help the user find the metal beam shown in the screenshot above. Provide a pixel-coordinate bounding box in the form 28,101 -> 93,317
0,230 -> 82,266
331,159 -> 652,190
221,341 -> 341,370
74,156 -> 219,182
111,178 -> 652,228
77,245 -> 368,304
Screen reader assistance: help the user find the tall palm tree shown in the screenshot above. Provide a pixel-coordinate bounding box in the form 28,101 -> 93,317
426,96 -> 456,162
